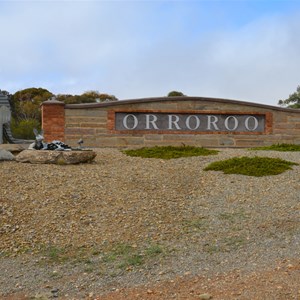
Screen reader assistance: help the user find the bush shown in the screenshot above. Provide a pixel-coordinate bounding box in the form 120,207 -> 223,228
204,156 -> 298,177
251,143 -> 300,151
123,146 -> 218,159
167,91 -> 185,97
10,118 -> 40,139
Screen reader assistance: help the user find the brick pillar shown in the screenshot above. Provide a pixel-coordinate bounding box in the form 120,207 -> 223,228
41,98 -> 65,142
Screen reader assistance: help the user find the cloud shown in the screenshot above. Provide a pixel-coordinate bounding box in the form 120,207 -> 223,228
0,1 -> 300,106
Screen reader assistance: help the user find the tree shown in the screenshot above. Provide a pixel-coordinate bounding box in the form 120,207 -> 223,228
10,118 -> 41,139
56,90 -> 118,104
82,90 -> 118,102
8,87 -> 119,139
12,87 -> 53,121
278,86 -> 300,108
167,91 -> 186,97
56,94 -> 88,104
10,88 -> 53,139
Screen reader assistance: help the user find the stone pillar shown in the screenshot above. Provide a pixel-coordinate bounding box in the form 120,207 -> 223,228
41,98 -> 65,142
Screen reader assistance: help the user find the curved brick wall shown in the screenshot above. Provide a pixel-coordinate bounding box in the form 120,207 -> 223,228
41,96 -> 300,148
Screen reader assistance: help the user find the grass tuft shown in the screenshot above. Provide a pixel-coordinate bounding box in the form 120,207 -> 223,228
44,245 -> 69,263
102,242 -> 164,270
204,156 -> 298,177
183,217 -> 208,232
123,146 -> 218,159
145,244 -> 163,257
250,143 -> 300,151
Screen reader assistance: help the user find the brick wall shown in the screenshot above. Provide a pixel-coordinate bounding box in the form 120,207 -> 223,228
42,97 -> 300,148
41,99 -> 65,142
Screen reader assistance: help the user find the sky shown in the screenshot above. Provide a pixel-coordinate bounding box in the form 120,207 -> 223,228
1,0 -> 300,106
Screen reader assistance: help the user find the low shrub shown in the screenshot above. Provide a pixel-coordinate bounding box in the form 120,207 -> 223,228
10,117 -> 40,139
123,146 -> 218,159
251,143 -> 300,151
204,156 -> 298,177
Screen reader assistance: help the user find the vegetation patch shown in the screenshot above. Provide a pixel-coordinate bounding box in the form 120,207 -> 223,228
203,243 -> 220,254
123,146 -> 218,159
204,235 -> 247,254
183,216 -> 208,232
102,242 -> 164,270
251,143 -> 300,152
144,244 -> 163,257
223,236 -> 246,250
204,156 -> 298,177
43,245 -> 70,263
218,210 -> 248,223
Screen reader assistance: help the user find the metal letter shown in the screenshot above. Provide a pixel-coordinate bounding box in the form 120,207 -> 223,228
207,115 -> 219,130
224,116 -> 238,131
123,114 -> 138,130
186,115 -> 200,130
146,114 -> 159,130
245,116 -> 259,131
168,115 -> 181,130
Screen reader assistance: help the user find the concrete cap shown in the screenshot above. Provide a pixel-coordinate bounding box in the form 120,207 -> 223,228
42,96 -> 65,106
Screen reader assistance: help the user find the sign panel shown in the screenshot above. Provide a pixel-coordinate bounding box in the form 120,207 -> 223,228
115,112 -> 265,133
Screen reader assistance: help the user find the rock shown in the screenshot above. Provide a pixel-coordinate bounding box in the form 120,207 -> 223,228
0,149 -> 15,161
199,293 -> 213,300
0,144 -> 27,154
219,138 -> 234,146
33,293 -> 52,299
16,150 -> 97,164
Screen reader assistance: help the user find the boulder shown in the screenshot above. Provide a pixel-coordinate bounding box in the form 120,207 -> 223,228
0,144 -> 27,154
0,149 -> 15,161
16,150 -> 97,164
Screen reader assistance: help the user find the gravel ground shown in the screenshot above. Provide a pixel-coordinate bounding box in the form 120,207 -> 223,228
1,148 -> 300,299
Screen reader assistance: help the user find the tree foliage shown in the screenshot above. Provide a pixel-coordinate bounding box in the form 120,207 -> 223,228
10,117 -> 40,139
56,90 -> 118,104
9,88 -> 52,139
9,87 -> 118,139
278,85 -> 300,108
12,87 -> 53,121
167,91 -> 186,97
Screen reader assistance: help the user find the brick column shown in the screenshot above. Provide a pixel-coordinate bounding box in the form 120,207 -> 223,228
41,98 -> 65,142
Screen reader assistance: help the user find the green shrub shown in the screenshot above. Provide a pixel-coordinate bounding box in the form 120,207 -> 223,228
123,146 -> 218,159
10,117 -> 40,139
204,156 -> 298,177
167,91 -> 185,97
251,143 -> 300,151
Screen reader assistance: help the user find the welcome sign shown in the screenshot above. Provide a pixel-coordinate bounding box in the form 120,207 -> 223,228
115,112 -> 265,133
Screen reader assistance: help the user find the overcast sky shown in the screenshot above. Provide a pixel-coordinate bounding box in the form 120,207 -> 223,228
1,0 -> 300,106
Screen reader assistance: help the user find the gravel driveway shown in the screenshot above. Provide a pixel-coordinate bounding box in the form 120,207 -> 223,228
1,148 -> 300,299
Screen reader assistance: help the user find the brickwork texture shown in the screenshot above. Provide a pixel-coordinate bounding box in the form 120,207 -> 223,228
41,97 -> 300,148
